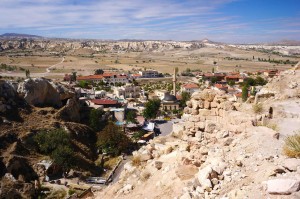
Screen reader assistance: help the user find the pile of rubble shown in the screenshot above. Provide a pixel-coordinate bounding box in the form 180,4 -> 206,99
97,85 -> 300,199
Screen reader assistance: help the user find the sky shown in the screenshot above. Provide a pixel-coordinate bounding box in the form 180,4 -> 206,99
0,0 -> 299,43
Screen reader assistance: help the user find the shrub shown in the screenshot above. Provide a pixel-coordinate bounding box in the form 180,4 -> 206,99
89,109 -> 105,131
131,155 -> 141,167
283,132 -> 300,158
33,129 -> 74,171
266,123 -> 279,132
68,189 -> 76,196
97,122 -> 132,156
140,171 -> 151,182
252,103 -> 264,114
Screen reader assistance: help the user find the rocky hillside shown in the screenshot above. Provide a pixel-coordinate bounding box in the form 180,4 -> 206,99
0,78 -> 98,198
0,39 -> 205,53
96,67 -> 300,198
1,37 -> 300,55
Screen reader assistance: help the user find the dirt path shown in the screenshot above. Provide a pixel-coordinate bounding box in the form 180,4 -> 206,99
0,57 -> 65,78
43,56 -> 65,75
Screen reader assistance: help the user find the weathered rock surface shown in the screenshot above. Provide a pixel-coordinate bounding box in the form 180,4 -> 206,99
267,179 -> 300,195
18,78 -> 62,107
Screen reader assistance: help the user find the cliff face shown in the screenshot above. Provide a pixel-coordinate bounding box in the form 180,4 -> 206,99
96,68 -> 300,199
0,39 -> 205,53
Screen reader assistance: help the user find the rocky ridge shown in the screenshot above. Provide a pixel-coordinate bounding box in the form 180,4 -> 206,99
0,39 -> 205,53
0,78 -> 95,198
97,67 -> 300,198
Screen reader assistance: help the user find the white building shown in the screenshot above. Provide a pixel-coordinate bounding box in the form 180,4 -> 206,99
103,74 -> 129,85
95,90 -> 107,98
180,83 -> 200,95
113,84 -> 141,99
138,70 -> 159,78
154,90 -> 168,100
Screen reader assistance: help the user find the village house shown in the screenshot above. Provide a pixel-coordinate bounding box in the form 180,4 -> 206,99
95,90 -> 107,98
89,99 -> 121,109
131,73 -> 142,79
103,73 -> 129,85
180,83 -> 200,94
200,73 -> 226,82
113,84 -> 141,99
77,75 -> 104,84
225,74 -> 246,83
138,70 -> 159,78
263,70 -> 278,78
212,83 -> 228,92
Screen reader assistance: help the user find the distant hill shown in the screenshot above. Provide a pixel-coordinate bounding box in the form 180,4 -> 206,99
0,33 -> 43,39
270,40 -> 300,46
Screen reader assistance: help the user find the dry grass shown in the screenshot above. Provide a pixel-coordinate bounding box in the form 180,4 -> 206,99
140,171 -> 151,182
1,45 -> 296,76
266,123 -> 279,132
283,132 -> 300,158
252,103 -> 264,114
131,155 -> 142,167
103,156 -> 121,170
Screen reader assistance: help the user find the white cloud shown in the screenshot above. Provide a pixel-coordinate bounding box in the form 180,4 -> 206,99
0,0 -> 298,42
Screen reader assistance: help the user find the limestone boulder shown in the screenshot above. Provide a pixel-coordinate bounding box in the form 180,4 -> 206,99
282,158 -> 300,171
55,97 -> 80,122
196,166 -> 213,189
50,82 -> 75,101
17,78 -> 62,107
267,179 -> 300,195
205,121 -> 218,133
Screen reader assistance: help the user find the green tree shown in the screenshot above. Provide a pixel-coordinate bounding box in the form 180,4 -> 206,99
212,67 -> 215,73
228,80 -> 235,87
51,145 -> 75,172
89,109 -> 105,131
72,72 -> 77,81
211,76 -> 218,84
78,80 -> 89,88
126,109 -> 137,124
180,91 -> 191,107
242,85 -> 249,102
243,78 -> 256,87
95,69 -> 104,75
25,69 -> 30,78
34,129 -> 74,172
143,99 -> 161,119
255,76 -> 267,86
97,122 -> 132,156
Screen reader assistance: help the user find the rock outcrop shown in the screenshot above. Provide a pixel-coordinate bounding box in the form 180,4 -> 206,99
96,68 -> 300,199
17,78 -> 64,108
0,80 -> 20,113
55,97 -> 80,122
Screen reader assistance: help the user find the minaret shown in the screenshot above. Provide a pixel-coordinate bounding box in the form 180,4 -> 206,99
173,68 -> 176,95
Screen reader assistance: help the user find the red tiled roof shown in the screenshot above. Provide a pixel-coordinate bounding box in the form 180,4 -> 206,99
103,73 -> 117,77
91,99 -> 118,105
215,84 -> 228,89
132,74 -> 142,77
182,83 -> 199,89
225,75 -> 241,79
77,75 -> 103,80
116,75 -> 128,79
235,92 -> 250,97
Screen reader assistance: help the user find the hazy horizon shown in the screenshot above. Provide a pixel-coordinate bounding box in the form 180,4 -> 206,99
1,0 -> 299,43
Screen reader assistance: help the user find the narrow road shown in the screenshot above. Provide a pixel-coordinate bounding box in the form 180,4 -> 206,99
156,120 -> 173,136
111,157 -> 130,184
